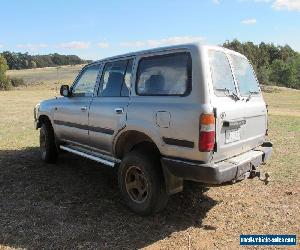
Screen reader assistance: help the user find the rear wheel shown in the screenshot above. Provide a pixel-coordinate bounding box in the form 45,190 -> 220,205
40,122 -> 58,163
118,149 -> 168,215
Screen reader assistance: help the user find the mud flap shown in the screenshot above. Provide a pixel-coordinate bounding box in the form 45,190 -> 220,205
161,160 -> 183,195
235,154 -> 263,180
235,162 -> 252,180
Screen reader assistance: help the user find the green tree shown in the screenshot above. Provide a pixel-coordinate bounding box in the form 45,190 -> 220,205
293,55 -> 300,86
0,55 -> 11,90
270,59 -> 285,85
283,57 -> 299,89
223,39 -> 244,54
269,58 -> 299,88
30,60 -> 37,68
257,42 -> 270,68
279,45 -> 296,62
257,66 -> 270,85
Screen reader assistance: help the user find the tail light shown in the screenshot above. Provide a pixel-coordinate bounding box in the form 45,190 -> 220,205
199,113 -> 215,152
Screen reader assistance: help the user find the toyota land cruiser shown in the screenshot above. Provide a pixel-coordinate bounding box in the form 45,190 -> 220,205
34,43 -> 272,215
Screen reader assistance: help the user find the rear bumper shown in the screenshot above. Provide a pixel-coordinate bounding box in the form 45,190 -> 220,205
161,142 -> 272,184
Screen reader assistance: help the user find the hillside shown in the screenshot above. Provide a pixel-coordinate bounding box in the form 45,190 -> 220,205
7,64 -> 84,86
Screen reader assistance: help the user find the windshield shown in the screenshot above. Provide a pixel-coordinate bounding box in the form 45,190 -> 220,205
209,50 -> 237,96
229,55 -> 260,96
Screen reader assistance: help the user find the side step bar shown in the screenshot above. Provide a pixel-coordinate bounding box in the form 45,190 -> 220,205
60,145 -> 118,167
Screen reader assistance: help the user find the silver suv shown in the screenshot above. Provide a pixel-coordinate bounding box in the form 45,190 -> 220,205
34,43 -> 272,215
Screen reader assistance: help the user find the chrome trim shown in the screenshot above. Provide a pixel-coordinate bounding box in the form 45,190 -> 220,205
60,145 -> 116,167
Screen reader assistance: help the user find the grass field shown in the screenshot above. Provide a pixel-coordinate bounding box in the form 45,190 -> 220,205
0,67 -> 299,249
7,64 -> 84,86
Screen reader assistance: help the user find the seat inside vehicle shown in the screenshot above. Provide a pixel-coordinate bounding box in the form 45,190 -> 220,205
144,74 -> 165,94
101,71 -> 124,96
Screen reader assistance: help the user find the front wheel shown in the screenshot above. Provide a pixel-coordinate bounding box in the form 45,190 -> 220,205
118,149 -> 168,215
40,123 -> 58,163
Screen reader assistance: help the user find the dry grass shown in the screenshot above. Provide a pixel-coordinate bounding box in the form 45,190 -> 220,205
0,70 -> 299,249
7,65 -> 83,86
263,86 -> 300,117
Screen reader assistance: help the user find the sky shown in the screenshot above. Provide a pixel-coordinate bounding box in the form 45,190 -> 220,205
0,0 -> 299,60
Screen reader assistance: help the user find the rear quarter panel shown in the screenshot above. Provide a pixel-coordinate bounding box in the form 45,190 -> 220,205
125,45 -> 213,162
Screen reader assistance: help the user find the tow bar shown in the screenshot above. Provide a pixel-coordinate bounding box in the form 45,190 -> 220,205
250,171 -> 270,185
233,170 -> 270,185
257,171 -> 270,185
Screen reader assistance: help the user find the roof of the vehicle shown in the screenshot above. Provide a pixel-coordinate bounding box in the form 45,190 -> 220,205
90,43 -> 245,65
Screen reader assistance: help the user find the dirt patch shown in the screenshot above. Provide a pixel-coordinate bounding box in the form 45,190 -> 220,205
0,148 -> 299,249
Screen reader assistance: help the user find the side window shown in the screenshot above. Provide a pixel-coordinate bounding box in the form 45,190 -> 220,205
72,64 -> 100,97
136,52 -> 192,96
208,50 -> 237,96
98,60 -> 127,97
121,59 -> 133,97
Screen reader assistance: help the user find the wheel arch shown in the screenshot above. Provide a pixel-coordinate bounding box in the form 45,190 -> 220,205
37,115 -> 52,128
114,130 -> 160,159
115,130 -> 184,196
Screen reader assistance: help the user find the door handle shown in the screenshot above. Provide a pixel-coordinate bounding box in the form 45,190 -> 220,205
114,107 -> 124,114
81,106 -> 87,112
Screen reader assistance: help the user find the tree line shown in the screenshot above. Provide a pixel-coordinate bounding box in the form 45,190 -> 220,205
0,51 -> 88,70
222,40 -> 300,89
0,52 -> 90,90
1,40 -> 300,90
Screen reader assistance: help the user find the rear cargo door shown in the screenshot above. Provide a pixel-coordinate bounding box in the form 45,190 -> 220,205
208,50 -> 267,162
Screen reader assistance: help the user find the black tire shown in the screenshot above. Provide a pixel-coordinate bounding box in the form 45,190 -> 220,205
118,149 -> 168,215
40,122 -> 58,163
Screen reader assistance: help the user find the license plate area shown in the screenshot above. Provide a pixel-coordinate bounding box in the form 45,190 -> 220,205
225,129 -> 241,144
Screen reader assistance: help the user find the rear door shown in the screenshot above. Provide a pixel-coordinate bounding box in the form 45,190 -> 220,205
88,59 -> 133,154
208,50 -> 267,162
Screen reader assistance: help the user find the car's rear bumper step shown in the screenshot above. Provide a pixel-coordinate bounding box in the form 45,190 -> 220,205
161,142 -> 272,184
60,145 -> 119,167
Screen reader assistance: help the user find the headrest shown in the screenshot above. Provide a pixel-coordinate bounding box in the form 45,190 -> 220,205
108,71 -> 124,82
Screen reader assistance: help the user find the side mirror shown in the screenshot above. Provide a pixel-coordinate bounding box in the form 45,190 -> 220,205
60,85 -> 71,97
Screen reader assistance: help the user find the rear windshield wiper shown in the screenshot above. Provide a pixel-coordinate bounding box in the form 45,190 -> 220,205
246,91 -> 260,101
215,88 -> 240,101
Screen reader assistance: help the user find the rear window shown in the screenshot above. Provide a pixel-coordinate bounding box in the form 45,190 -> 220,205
229,55 -> 260,96
209,50 -> 237,96
136,52 -> 192,96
